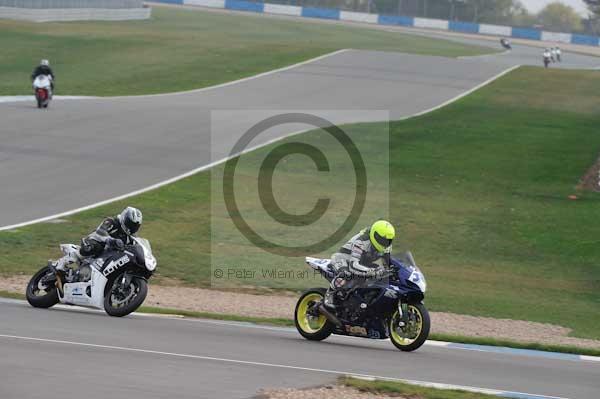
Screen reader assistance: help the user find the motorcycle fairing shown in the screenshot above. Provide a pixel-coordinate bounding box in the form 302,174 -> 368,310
60,266 -> 107,308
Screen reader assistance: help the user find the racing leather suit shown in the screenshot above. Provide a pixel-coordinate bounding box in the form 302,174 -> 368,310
326,228 -> 391,306
53,217 -> 133,270
79,217 -> 134,257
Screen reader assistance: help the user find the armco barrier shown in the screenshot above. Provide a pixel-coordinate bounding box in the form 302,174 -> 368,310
479,23 -> 511,36
225,0 -> 262,12
511,27 -> 542,41
185,0 -> 223,6
301,6 -> 339,20
377,14 -> 413,26
571,34 -> 599,46
264,3 -> 301,16
449,20 -> 479,34
148,0 -> 600,47
541,31 -> 571,43
0,0 -> 143,8
414,17 -> 448,30
0,6 -> 151,20
340,10 -> 377,24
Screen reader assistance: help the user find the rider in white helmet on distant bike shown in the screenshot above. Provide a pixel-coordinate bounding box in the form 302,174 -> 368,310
31,59 -> 55,92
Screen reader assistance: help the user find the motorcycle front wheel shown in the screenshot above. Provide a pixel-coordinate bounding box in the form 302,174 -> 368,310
26,266 -> 59,308
294,288 -> 333,341
103,272 -> 148,317
389,303 -> 430,352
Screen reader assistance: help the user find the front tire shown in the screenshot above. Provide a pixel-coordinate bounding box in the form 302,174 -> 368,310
389,303 -> 430,352
26,266 -> 59,308
103,272 -> 148,317
294,288 -> 334,341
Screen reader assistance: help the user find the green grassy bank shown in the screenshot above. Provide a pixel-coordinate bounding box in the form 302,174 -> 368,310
0,7 -> 491,96
1,67 -> 599,340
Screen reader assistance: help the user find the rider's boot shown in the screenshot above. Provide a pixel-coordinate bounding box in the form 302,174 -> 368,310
49,252 -> 79,272
48,259 -> 65,272
324,276 -> 348,310
323,287 -> 338,310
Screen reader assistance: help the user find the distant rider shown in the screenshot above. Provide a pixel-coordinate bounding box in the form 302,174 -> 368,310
555,47 -> 562,62
543,48 -> 551,66
323,220 -> 396,310
31,59 -> 55,92
51,206 -> 143,271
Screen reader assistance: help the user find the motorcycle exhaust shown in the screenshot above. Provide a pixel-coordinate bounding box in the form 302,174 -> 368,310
318,303 -> 343,328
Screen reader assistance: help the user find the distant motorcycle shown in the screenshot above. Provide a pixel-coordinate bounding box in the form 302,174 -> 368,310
543,56 -> 551,68
33,74 -> 52,108
26,237 -> 156,317
500,38 -> 512,50
295,251 -> 430,352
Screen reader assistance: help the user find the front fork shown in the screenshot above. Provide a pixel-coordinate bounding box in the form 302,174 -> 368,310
397,301 -> 408,327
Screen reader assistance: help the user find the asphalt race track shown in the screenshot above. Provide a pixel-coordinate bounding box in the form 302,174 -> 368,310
2,21 -> 600,399
1,299 -> 598,399
1,41 -> 598,229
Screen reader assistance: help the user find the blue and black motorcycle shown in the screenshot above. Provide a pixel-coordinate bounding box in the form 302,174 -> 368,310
294,252 -> 430,352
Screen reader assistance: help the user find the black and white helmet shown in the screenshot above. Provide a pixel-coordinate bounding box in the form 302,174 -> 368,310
118,206 -> 143,235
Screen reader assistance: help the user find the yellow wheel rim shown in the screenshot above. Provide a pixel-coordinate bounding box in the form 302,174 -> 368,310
296,293 -> 327,334
390,305 -> 423,346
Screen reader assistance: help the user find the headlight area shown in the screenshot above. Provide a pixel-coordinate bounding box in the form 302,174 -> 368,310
408,270 -> 427,293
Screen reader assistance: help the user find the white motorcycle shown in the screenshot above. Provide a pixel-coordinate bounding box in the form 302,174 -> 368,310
32,74 -> 52,108
26,237 -> 157,317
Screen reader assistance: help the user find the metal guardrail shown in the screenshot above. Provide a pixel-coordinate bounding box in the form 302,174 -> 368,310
0,0 -> 144,8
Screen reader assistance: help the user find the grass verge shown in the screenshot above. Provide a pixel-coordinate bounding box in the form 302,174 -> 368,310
341,376 -> 498,399
1,67 -> 599,340
0,7 -> 491,96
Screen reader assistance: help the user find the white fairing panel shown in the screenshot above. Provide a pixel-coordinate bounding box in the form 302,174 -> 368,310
33,75 -> 51,89
134,237 -> 157,271
59,267 -> 108,309
305,257 -> 331,273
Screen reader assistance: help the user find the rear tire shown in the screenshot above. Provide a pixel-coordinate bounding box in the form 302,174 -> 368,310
103,272 -> 148,317
294,288 -> 333,341
26,266 -> 59,309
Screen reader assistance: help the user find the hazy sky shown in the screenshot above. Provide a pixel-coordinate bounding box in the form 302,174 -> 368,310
520,0 -> 591,16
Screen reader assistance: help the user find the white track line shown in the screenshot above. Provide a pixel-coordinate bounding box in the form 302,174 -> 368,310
6,298 -> 597,364
0,63 -> 520,232
0,333 -> 569,399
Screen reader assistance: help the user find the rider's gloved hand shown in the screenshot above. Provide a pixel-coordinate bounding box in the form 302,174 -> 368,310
365,266 -> 386,278
108,238 -> 125,251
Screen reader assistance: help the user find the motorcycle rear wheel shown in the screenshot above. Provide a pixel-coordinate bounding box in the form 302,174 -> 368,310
389,303 -> 430,352
103,272 -> 148,317
26,266 -> 59,308
294,288 -> 333,341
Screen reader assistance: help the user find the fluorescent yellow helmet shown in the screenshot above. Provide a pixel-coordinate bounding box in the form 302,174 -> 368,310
369,220 -> 395,253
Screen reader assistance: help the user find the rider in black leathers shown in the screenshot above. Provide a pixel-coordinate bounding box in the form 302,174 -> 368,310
31,59 -> 55,91
52,207 -> 143,271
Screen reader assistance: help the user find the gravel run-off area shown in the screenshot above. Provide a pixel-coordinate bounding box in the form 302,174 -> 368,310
3,275 -> 600,350
259,385 -> 404,399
